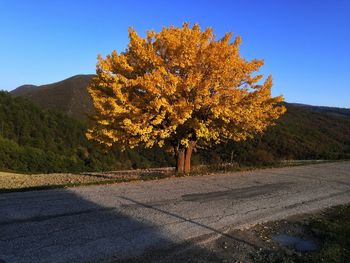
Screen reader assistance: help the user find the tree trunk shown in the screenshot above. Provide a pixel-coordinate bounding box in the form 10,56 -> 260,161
175,148 -> 185,173
184,141 -> 195,173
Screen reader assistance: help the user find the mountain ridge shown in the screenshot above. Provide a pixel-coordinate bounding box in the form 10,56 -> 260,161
290,103 -> 350,118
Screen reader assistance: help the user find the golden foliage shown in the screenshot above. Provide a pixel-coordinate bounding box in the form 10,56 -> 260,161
87,23 -> 285,150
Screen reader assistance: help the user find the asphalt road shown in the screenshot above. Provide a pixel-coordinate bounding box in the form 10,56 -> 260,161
1,162 -> 350,262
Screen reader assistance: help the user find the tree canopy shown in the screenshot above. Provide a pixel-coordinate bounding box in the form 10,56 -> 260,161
87,23 -> 286,172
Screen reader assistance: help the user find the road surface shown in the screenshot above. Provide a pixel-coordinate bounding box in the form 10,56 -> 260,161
1,161 -> 350,262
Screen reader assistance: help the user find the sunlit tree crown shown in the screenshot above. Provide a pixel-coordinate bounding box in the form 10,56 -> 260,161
87,23 -> 286,150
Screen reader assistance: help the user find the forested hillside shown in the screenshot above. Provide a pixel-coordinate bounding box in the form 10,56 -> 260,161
197,103 -> 350,165
1,91 -> 350,173
0,91 -> 173,173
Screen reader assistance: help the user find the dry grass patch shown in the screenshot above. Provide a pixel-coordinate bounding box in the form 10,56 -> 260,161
0,171 -> 117,190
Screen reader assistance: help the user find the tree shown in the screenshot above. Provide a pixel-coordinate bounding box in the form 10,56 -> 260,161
87,23 -> 286,173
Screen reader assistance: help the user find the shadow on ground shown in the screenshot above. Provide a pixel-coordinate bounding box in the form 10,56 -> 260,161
0,188 -> 257,263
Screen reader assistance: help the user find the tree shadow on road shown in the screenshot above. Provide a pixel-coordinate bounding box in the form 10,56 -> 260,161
0,188 -> 257,263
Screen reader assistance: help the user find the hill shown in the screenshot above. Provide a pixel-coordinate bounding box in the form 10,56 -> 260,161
11,75 -> 95,120
11,84 -> 37,95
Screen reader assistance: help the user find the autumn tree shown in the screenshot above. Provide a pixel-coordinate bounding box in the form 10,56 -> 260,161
87,23 -> 286,173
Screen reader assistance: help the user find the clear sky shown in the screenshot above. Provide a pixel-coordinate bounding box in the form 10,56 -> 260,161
0,0 -> 349,107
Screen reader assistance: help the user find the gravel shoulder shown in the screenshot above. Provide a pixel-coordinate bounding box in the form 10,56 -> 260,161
0,171 -> 121,190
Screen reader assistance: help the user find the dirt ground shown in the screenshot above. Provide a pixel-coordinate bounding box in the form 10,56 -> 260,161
0,171 -> 120,190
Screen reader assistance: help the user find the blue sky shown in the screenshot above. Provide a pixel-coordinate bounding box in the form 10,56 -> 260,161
0,0 -> 349,107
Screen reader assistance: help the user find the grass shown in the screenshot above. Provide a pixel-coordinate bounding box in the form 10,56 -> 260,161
306,205 -> 350,262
